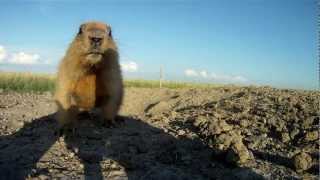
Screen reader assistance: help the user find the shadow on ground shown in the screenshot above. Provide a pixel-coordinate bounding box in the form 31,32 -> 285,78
0,113 -> 265,180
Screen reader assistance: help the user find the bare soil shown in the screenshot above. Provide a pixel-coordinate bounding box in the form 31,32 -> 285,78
0,86 -> 319,180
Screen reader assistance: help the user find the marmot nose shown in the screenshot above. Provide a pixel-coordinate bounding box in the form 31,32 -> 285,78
90,37 -> 103,46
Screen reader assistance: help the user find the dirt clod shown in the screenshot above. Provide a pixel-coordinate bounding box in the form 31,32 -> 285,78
304,131 -> 319,142
209,119 -> 233,135
226,141 -> 253,165
293,152 -> 313,172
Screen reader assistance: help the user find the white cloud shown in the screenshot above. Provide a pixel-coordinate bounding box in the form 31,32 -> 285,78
199,70 -> 208,78
184,69 -> 199,77
0,45 -> 50,65
185,69 -> 249,83
232,75 -> 248,82
211,72 -> 218,79
211,74 -> 231,81
121,61 -> 138,72
211,73 -> 248,83
0,46 -> 7,62
8,52 -> 41,65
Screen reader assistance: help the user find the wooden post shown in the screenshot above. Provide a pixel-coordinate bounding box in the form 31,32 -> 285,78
160,66 -> 163,88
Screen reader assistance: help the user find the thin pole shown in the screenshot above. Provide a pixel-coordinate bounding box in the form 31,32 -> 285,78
160,66 -> 163,88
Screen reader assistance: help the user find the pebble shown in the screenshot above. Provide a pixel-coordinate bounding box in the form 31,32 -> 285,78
302,117 -> 316,129
214,133 -> 233,151
293,152 -> 312,172
38,174 -> 50,180
69,152 -> 75,158
111,163 -> 118,169
261,133 -> 267,138
226,141 -> 252,165
177,129 -> 186,136
304,131 -> 318,141
290,128 -> 300,139
239,120 -> 249,127
209,119 -> 233,135
73,147 -> 79,154
281,132 -> 291,143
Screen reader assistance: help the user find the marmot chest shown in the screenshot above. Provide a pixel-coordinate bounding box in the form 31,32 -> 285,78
74,74 -> 96,110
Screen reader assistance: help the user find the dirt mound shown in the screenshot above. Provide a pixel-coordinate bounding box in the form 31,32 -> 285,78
0,87 -> 319,179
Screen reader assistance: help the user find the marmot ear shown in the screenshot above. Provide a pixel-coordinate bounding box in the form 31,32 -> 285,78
108,29 -> 112,38
78,24 -> 86,35
106,24 -> 112,38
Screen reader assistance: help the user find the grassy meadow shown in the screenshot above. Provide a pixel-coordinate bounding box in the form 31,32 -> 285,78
0,72 -> 218,92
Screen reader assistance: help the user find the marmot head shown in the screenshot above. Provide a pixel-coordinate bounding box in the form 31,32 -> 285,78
75,21 -> 117,65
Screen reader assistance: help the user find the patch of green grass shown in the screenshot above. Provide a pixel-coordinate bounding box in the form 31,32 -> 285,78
124,79 -> 218,89
0,72 -> 218,92
0,72 -> 56,92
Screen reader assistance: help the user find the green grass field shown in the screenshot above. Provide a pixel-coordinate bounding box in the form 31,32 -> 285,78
0,72 -> 218,92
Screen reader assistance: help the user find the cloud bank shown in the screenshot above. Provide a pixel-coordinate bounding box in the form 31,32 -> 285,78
184,69 -> 198,77
9,52 -> 40,65
184,68 -> 248,83
0,45 -> 48,65
0,46 -> 7,62
121,61 -> 138,72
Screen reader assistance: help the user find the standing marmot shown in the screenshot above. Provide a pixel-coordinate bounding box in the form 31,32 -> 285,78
54,21 -> 123,129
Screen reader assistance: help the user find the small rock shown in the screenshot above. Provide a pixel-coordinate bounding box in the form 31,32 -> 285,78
73,147 -> 79,154
261,133 -> 267,138
302,117 -> 315,129
194,116 -> 208,127
209,119 -> 233,135
247,134 -> 269,149
304,131 -> 318,141
69,152 -> 75,158
31,168 -> 37,174
177,129 -> 186,136
38,174 -> 50,180
281,132 -> 291,143
111,163 -> 120,170
268,117 -> 286,131
290,128 -> 300,139
213,133 -> 234,151
239,120 -> 249,128
226,141 -> 252,165
293,152 -> 312,172
56,173 -> 65,178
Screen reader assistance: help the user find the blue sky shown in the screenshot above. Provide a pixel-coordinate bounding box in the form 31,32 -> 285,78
0,0 -> 317,90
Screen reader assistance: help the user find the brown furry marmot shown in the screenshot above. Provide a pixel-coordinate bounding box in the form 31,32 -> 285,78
54,21 -> 123,129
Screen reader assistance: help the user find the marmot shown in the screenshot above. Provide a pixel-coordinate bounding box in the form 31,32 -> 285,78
54,21 -> 123,129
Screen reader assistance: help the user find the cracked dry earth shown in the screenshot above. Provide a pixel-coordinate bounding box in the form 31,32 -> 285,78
0,86 -> 319,180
